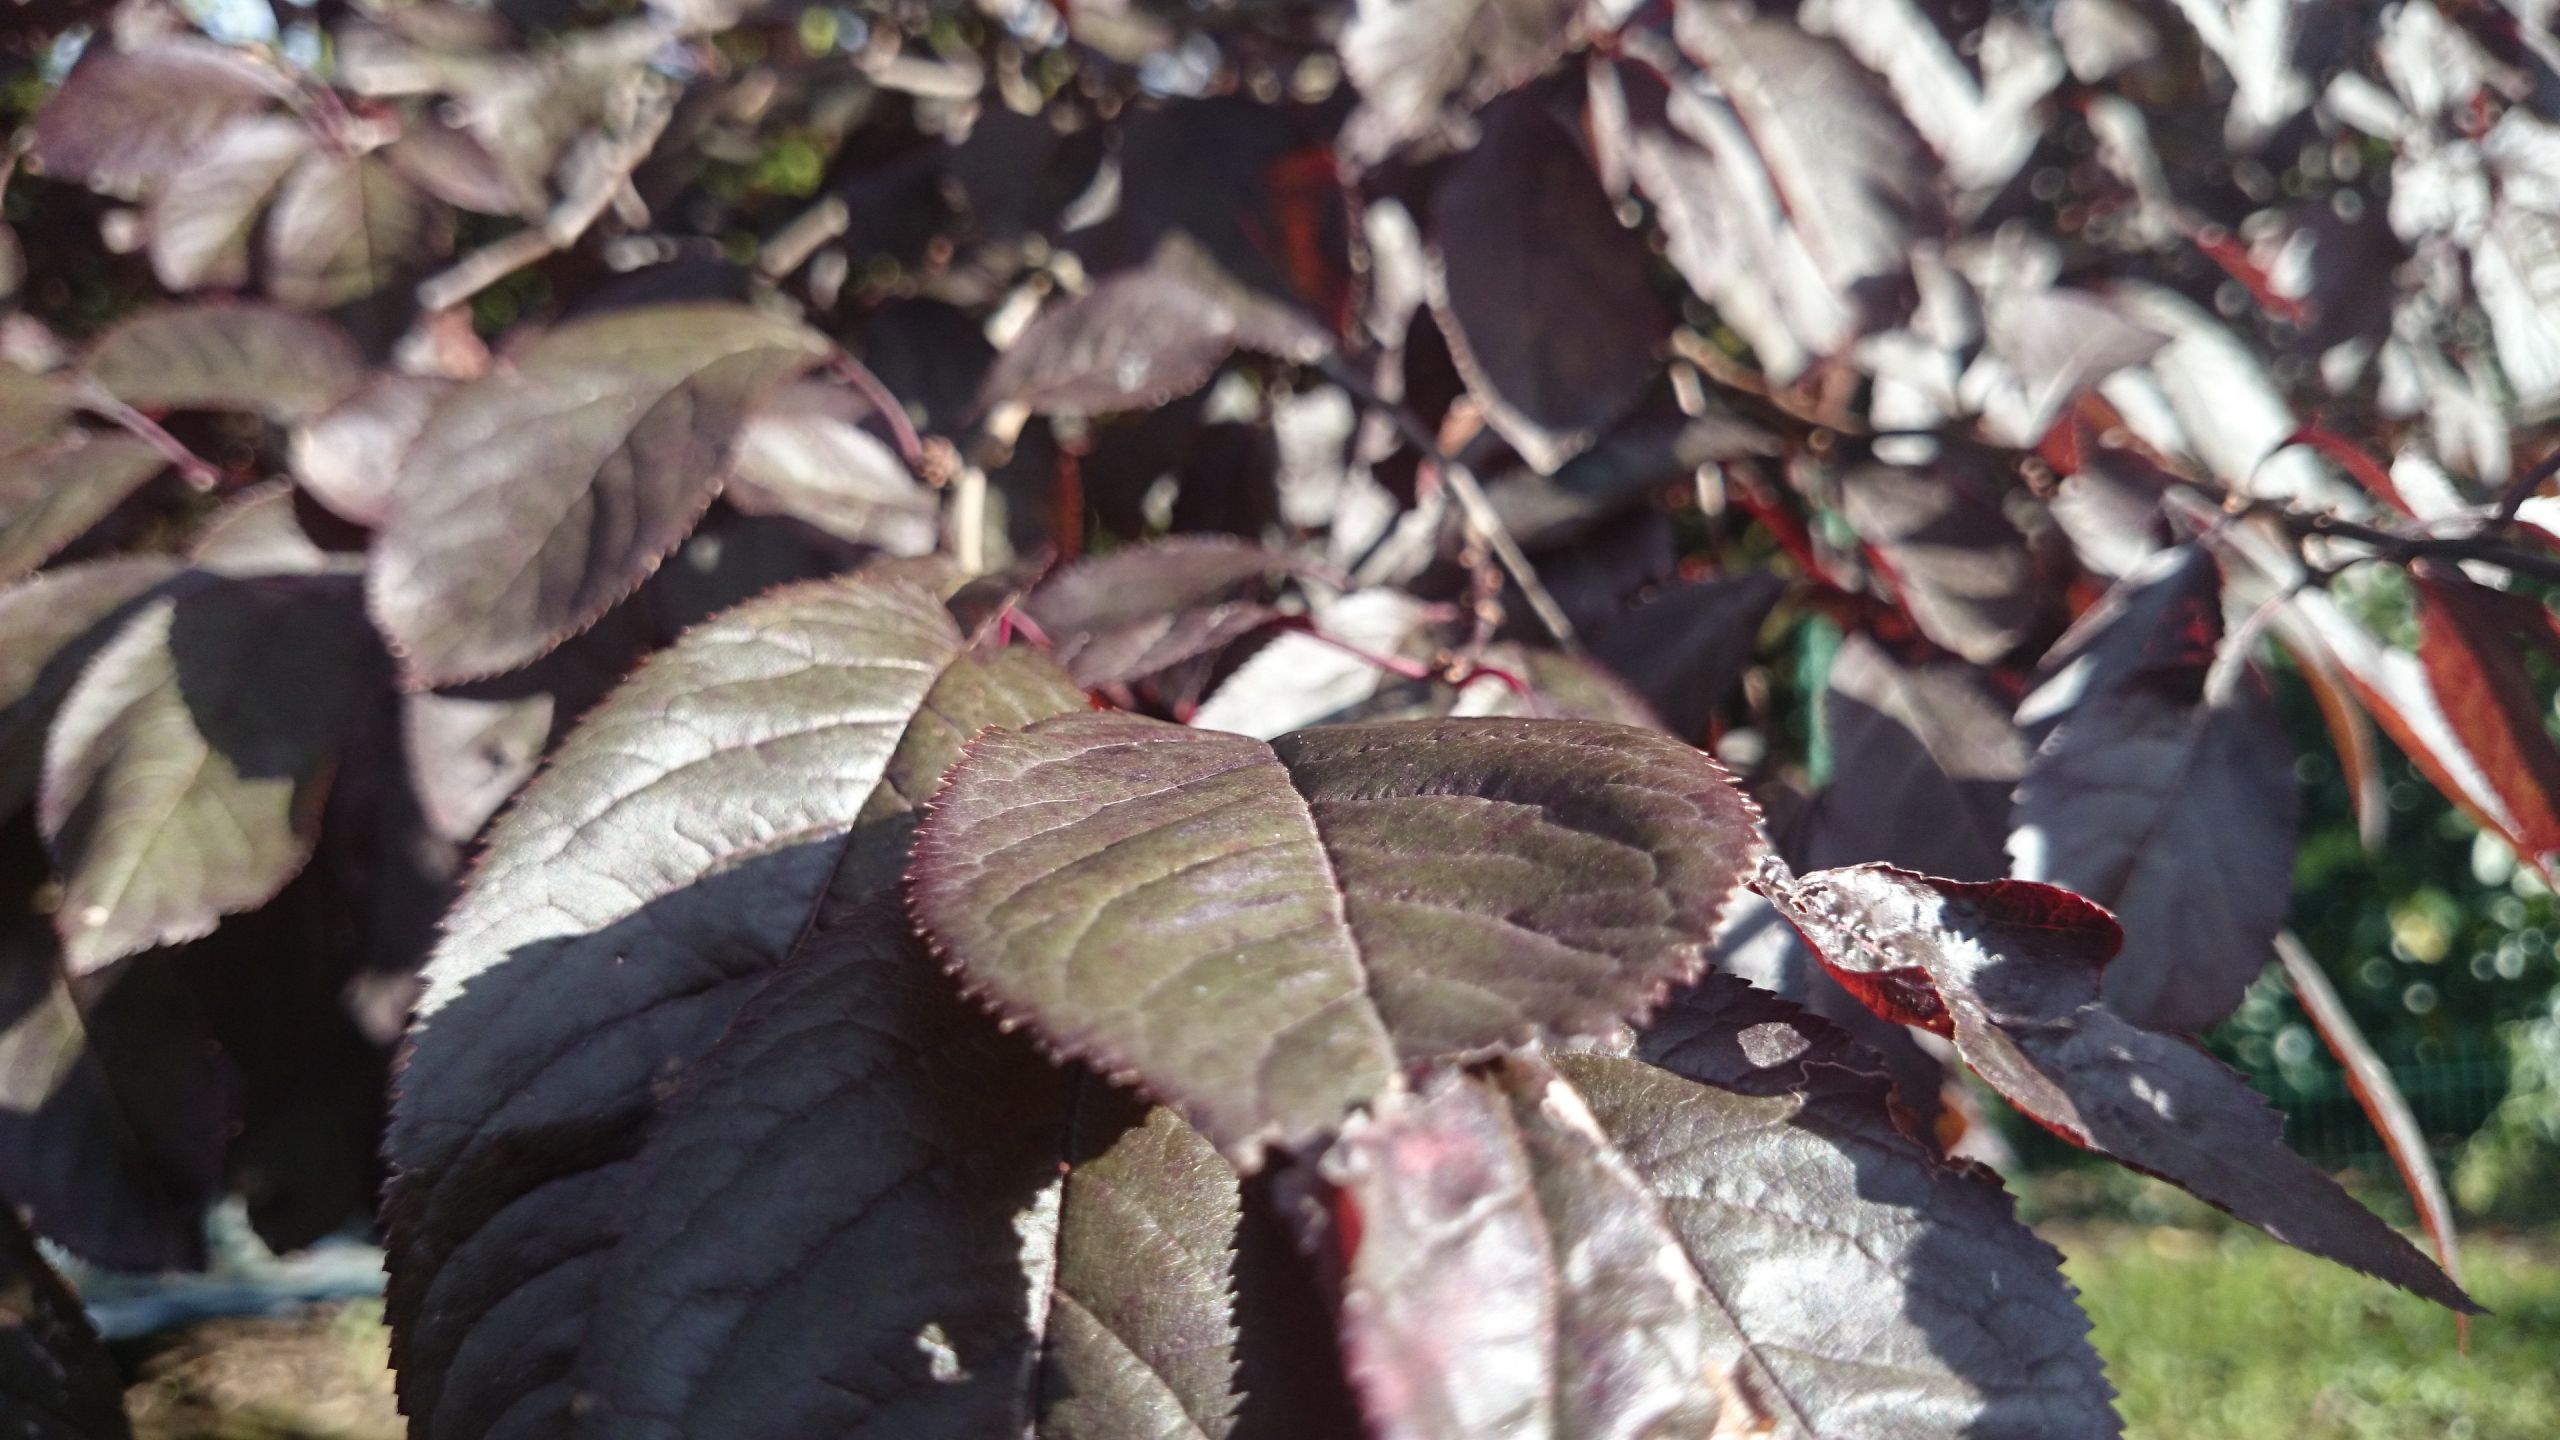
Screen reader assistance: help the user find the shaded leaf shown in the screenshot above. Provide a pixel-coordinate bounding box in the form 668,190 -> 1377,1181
263,150 -> 448,310
82,304 -> 365,423
29,36 -> 289,200
1837,459 -> 2044,665
369,303 -> 830,685
39,574 -> 382,972
144,115 -> 312,293
0,1203 -> 132,1439
564,910 -> 1243,1440
910,714 -> 1769,1161
0,825 -> 222,1273
0,431 -> 165,583
383,569 -> 1086,1434
1756,862 -> 2475,1310
0,559 -> 182,819
187,483 -> 361,577
2010,547 -> 2299,1032
1024,537 -> 1293,688
1429,94 -> 1668,475
979,238 -> 1330,417
1584,572 -> 1784,740
1799,633 -> 2028,880
726,381 -> 939,555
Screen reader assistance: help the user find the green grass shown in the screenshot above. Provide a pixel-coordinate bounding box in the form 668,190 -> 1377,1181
2058,1226 -> 2560,1440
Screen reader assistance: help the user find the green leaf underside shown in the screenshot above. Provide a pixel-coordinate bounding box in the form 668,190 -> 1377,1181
909,713 -> 1769,1162
38,574 -> 380,972
368,304 -> 831,687
383,569 -> 1088,1437
1760,864 -> 2476,1312
1328,1009 -> 2115,1439
563,913 -> 1243,1439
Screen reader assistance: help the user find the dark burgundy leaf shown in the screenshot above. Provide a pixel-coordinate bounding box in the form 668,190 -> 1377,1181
1429,94 -> 1669,475
910,714 -> 1770,1161
262,150 -> 449,310
563,911 -> 1243,1440
979,237 -> 1330,417
1325,1059 -> 1724,1438
1799,633 -> 2028,881
0,559 -> 181,819
368,303 -> 830,685
1023,537 -> 1293,687
1836,459 -> 2044,665
1585,572 -> 1785,740
0,1202 -> 131,1438
0,825 -> 222,1274
82,303 -> 366,423
144,115 -> 312,293
1339,0 -> 1585,161
39,573 -> 383,972
1327,1026 -> 2116,1439
2410,570 -> 2560,867
2010,547 -> 2299,1031
0,432 -> 165,583
1757,863 -> 2475,1311
1628,19 -> 1944,377
29,35 -> 290,200
384,568 -> 1086,1434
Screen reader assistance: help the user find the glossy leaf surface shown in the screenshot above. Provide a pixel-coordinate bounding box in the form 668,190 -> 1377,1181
912,714 -> 1769,1160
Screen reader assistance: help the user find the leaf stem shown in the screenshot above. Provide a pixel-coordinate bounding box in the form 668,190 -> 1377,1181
1315,354 -> 1579,648
826,352 -> 925,471
70,381 -> 220,491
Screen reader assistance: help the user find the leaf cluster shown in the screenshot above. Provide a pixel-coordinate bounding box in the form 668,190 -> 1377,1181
0,0 -> 2553,1434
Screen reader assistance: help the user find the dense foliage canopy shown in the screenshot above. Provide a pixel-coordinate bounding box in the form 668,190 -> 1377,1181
2,0 -> 2556,1434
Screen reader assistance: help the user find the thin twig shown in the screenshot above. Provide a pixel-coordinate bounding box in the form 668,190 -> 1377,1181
414,78 -> 678,314
2493,445 -> 2560,527
758,197 -> 851,279
1316,354 -> 1578,647
71,381 -> 220,490
2179,471 -> 2560,588
828,352 -> 925,470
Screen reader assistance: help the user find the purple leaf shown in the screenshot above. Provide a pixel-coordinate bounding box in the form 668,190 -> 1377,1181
1836,459 -> 2046,664
383,567 -> 1087,1434
82,303 -> 366,423
979,237 -> 1331,417
726,381 -> 939,556
563,913 -> 1244,1439
1339,0 -> 1585,161
1585,572 -> 1785,740
1756,863 -> 2476,1311
262,150 -> 449,310
29,35 -> 291,200
1800,632 -> 2028,881
0,431 -> 165,583
1327,1018 -> 2117,1438
288,374 -> 456,530
144,115 -> 312,293
2009,547 -> 2298,1032
1429,94 -> 1669,475
1023,537 -> 1294,688
368,304 -> 830,685
38,573 -> 383,972
0,560 -> 182,820
910,715 -> 1771,1162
